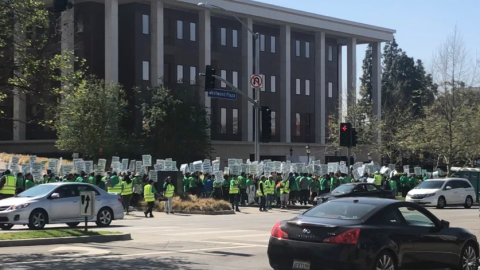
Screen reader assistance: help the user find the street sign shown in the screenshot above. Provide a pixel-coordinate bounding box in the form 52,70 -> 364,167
208,89 -> 237,100
80,191 -> 95,216
250,74 -> 264,90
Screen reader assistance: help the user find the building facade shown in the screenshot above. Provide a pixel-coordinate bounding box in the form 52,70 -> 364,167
0,0 -> 395,162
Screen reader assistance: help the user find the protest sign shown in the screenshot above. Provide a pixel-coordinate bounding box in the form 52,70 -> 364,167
320,164 -> 328,175
135,161 -> 143,174
62,165 -> 73,175
111,156 -> 120,164
121,159 -> 129,172
202,160 -> 211,174
94,165 -> 104,175
142,155 -> 152,167
193,161 -> 202,172
129,160 -> 136,172
164,160 -> 173,171
29,155 -> 37,164
148,170 -> 157,182
84,161 -> 94,174
180,164 -> 188,174
414,167 -> 422,176
388,164 -> 395,171
214,171 -> 224,183
228,159 -> 236,167
224,167 -> 230,175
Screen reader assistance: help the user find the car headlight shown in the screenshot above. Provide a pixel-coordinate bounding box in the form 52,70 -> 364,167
7,203 -> 30,211
424,193 -> 436,197
406,194 -> 411,197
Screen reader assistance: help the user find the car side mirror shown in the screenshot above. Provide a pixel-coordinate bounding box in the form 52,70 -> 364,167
445,186 -> 452,190
50,193 -> 60,199
440,219 -> 450,229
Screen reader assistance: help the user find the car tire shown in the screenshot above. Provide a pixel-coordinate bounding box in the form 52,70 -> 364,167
95,207 -> 113,227
66,222 -> 80,228
373,251 -> 398,270
459,243 -> 478,270
28,209 -> 47,230
0,223 -> 14,230
436,196 -> 446,209
464,196 -> 473,209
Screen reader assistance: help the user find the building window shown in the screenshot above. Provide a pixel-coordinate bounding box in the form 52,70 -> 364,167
232,29 -> 238,47
176,20 -> 183,39
305,42 -> 310,58
295,40 -> 300,56
142,61 -> 149,81
270,36 -> 276,53
305,79 -> 310,96
328,46 -> 333,61
164,64 -> 170,83
271,111 -> 276,136
190,66 -> 196,85
190,22 -> 196,41
142,15 -> 149,34
177,65 -> 183,83
221,108 -> 227,134
220,28 -> 227,46
328,82 -> 333,98
295,113 -> 301,136
164,18 -> 170,37
260,34 -> 265,51
232,71 -> 238,88
221,70 -> 227,88
232,109 -> 238,134
296,79 -> 301,95
270,76 -> 276,92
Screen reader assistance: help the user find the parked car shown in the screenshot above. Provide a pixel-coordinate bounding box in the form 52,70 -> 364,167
313,183 -> 395,205
268,198 -> 479,270
405,178 -> 475,209
0,182 -> 124,230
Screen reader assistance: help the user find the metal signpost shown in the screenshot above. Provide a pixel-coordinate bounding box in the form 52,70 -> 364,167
80,191 -> 95,232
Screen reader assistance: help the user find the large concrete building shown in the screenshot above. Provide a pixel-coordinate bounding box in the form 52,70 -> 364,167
0,0 -> 395,162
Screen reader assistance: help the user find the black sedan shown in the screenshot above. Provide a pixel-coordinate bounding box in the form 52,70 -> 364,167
313,183 -> 395,205
268,198 -> 479,270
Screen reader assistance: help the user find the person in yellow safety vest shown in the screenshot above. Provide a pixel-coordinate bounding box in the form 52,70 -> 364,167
143,179 -> 157,218
280,178 -> 290,209
120,175 -> 133,215
107,172 -> 122,194
229,176 -> 240,212
257,176 -> 267,212
265,175 -> 275,210
374,172 -> 382,186
163,176 -> 175,214
0,170 -> 16,199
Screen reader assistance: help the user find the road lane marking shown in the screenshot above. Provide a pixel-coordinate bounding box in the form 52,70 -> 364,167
164,230 -> 254,236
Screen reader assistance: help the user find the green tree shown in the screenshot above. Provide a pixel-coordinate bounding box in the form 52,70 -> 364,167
54,77 -> 128,159
358,44 -> 373,114
141,86 -> 212,163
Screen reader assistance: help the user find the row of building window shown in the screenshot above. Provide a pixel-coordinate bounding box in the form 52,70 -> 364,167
219,109 -> 277,136
295,79 -> 334,97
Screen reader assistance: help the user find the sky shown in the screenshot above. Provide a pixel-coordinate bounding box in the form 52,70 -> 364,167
256,0 -> 480,93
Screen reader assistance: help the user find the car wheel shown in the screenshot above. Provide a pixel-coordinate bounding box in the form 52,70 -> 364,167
0,223 -> 14,230
28,209 -> 47,230
464,196 -> 473,209
436,196 -> 446,209
95,207 -> 113,227
460,243 -> 478,270
66,222 -> 80,228
373,251 -> 397,270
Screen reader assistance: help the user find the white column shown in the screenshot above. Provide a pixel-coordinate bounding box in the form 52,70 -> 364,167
347,37 -> 357,110
105,0 -> 119,83
280,25 -> 291,143
151,0 -> 164,87
337,45 -> 343,122
314,32 -> 325,144
61,7 -> 75,86
372,41 -> 382,143
242,18 -> 253,141
199,10 -> 211,114
13,21 -> 26,141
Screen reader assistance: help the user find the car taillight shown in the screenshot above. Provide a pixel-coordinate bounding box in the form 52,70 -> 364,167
271,221 -> 289,239
323,229 -> 360,245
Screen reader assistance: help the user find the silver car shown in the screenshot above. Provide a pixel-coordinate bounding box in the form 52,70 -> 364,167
0,182 -> 124,230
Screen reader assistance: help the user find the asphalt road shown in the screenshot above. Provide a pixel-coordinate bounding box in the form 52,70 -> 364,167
1,205 -> 479,270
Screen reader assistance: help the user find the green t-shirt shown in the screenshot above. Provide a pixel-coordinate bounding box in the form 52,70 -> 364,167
88,176 -> 95,185
330,177 -> 339,189
222,178 -> 230,188
291,176 -> 301,191
238,176 -> 246,189
188,177 -> 197,188
390,179 -> 397,190
98,181 -> 107,191
408,177 -> 418,188
75,177 -> 86,183
246,179 -> 254,186
110,176 -> 119,186
25,179 -> 35,190
307,177 -> 313,185
399,176 -> 407,187
310,180 -> 320,192
16,177 -> 24,188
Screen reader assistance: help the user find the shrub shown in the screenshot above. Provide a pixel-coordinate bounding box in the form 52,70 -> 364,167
140,195 -> 232,212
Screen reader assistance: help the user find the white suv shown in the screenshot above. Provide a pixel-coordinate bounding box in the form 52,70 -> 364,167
406,178 -> 475,209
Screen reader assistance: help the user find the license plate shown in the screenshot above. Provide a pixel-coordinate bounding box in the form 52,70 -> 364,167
292,260 -> 311,270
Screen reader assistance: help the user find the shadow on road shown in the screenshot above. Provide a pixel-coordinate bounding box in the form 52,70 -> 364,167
0,253 -> 204,270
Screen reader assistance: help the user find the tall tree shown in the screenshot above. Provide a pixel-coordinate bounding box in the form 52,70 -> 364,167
358,44 -> 373,114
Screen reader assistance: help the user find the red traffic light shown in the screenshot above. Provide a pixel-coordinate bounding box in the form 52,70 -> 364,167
341,125 -> 348,132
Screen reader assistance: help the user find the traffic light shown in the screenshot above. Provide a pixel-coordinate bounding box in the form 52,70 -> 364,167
351,128 -> 358,147
339,122 -> 352,147
204,65 -> 216,91
54,0 -> 74,12
261,106 -> 272,143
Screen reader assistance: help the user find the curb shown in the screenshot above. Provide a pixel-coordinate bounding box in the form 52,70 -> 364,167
242,204 -> 312,210
0,233 -> 131,247
176,210 -> 235,215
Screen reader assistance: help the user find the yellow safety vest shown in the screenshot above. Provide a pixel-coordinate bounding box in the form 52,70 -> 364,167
280,180 -> 290,194
108,178 -> 123,194
121,182 -> 133,196
374,174 -> 382,186
164,184 -> 175,198
257,181 -> 265,197
265,180 -> 275,195
144,184 -> 155,202
229,180 -> 239,194
0,175 -> 16,195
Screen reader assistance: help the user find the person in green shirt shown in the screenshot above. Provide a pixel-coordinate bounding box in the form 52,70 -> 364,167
238,173 -> 247,206
222,174 -> 230,201
310,176 -> 320,202
389,177 -> 398,197
408,174 -> 418,190
88,172 -> 95,185
96,175 -> 107,191
24,173 -> 35,190
75,172 -> 87,183
188,173 -> 197,195
330,173 -> 340,191
213,176 -> 223,200
229,176 -> 240,212
183,173 -> 190,193
246,175 -> 255,204
290,173 -> 301,206
16,172 -> 25,194
399,173 -> 408,197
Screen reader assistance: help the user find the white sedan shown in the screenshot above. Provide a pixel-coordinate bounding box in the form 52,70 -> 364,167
0,182 -> 124,230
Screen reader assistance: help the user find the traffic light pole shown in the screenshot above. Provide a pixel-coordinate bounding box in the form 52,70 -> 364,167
254,33 -> 260,162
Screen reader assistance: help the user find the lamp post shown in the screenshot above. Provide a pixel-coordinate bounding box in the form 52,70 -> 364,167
306,145 -> 310,164
198,2 -> 261,162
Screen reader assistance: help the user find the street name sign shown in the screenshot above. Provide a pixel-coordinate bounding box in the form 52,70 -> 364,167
208,89 -> 237,100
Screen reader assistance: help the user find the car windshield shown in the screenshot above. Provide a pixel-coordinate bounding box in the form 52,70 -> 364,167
303,201 -> 377,220
414,181 -> 444,189
17,185 -> 55,198
331,185 -> 355,195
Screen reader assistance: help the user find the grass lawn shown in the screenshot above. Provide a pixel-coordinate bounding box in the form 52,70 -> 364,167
0,230 -> 120,241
